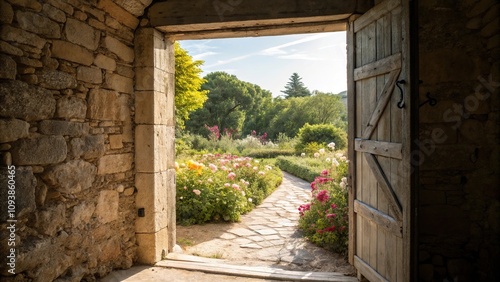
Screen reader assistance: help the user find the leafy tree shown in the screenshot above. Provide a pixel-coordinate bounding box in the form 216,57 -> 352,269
303,91 -> 347,130
186,72 -> 254,136
281,73 -> 311,98
174,42 -> 209,129
295,123 -> 347,152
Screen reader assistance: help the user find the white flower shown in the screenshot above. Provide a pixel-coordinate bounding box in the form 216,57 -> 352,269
319,148 -> 325,155
332,158 -> 340,166
326,158 -> 331,162
314,152 -> 320,158
340,182 -> 346,189
327,142 -> 336,149
248,198 -> 253,203
301,153 -> 306,157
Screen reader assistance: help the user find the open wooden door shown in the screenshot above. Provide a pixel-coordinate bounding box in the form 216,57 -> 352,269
347,0 -> 412,281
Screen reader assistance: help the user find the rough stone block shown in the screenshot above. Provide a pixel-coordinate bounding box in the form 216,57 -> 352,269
103,36 -> 134,63
0,0 -> 13,24
39,120 -> 89,137
16,10 -> 61,38
0,166 -> 36,221
71,202 -> 95,228
0,80 -> 56,121
420,49 -> 477,84
97,236 -> 121,263
42,3 -> 66,23
77,66 -> 102,84
51,40 -> 94,66
0,118 -> 30,143
135,125 -> 168,173
0,40 -> 23,56
42,160 -> 96,195
116,63 -> 134,78
65,18 -> 100,51
97,0 -> 139,29
0,25 -> 46,49
480,17 -> 500,38
94,54 -> 116,71
97,153 -> 133,175
56,96 -> 87,119
9,0 -> 42,12
87,88 -> 119,120
37,203 -> 66,236
11,135 -> 67,166
136,227 -> 169,264
94,190 -> 119,223
38,70 -> 77,90
109,134 -> 123,149
115,0 -> 146,17
135,171 -> 170,233
105,73 -> 133,94
70,134 -> 105,160
0,53 -> 16,79
46,0 -> 73,15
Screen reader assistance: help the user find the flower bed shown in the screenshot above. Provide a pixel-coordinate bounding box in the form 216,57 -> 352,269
297,146 -> 350,254
176,153 -> 283,225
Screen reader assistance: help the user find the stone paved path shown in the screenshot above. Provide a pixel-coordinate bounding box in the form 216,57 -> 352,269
176,172 -> 355,274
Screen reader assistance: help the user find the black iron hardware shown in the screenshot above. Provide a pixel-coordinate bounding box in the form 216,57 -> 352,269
419,92 -> 437,108
138,208 -> 145,217
396,79 -> 406,108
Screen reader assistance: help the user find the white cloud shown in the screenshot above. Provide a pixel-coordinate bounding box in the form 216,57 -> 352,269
278,53 -> 321,61
259,33 -> 330,56
193,51 -> 219,60
205,54 -> 252,68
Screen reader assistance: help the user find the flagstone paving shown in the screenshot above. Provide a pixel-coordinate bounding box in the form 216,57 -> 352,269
176,172 -> 356,274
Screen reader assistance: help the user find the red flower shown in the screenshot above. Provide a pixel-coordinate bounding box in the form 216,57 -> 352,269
316,190 -> 329,203
330,203 -> 337,209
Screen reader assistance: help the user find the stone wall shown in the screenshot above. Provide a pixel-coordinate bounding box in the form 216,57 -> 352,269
0,0 -> 155,281
418,0 -> 499,281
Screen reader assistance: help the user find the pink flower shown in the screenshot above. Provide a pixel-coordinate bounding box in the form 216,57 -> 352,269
330,203 -> 337,209
227,172 -> 236,180
209,163 -> 218,172
193,189 -> 201,196
316,190 -> 329,203
321,169 -> 329,176
232,184 -> 240,190
327,213 -> 337,218
224,183 -> 230,187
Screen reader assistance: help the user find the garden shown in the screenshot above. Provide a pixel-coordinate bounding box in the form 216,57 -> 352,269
174,43 -> 350,256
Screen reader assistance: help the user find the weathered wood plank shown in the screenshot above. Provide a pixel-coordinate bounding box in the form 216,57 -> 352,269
346,16 -> 357,266
354,53 -> 401,81
364,153 -> 403,221
354,0 -> 399,33
354,139 -> 403,159
157,260 -> 359,282
354,256 -> 389,282
354,200 -> 402,237
376,12 -> 392,280
162,21 -> 347,40
361,68 -> 401,140
149,0 -> 373,28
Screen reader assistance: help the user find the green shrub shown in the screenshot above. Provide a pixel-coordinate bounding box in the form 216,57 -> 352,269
246,149 -> 295,159
275,156 -> 321,182
295,123 -> 347,153
176,154 -> 282,225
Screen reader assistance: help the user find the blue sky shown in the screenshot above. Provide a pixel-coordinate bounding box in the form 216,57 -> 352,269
179,31 -> 347,98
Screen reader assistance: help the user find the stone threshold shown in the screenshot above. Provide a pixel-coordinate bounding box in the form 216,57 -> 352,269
158,254 -> 357,282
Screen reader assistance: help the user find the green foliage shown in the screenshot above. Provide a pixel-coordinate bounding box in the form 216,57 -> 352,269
245,149 -> 295,159
295,123 -> 347,153
186,72 -> 272,137
174,43 -> 209,129
275,156 -> 320,183
281,73 -> 311,98
176,154 -> 283,225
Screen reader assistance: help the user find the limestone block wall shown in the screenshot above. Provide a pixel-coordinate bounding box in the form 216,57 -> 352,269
418,0 -> 499,281
0,0 -> 155,281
